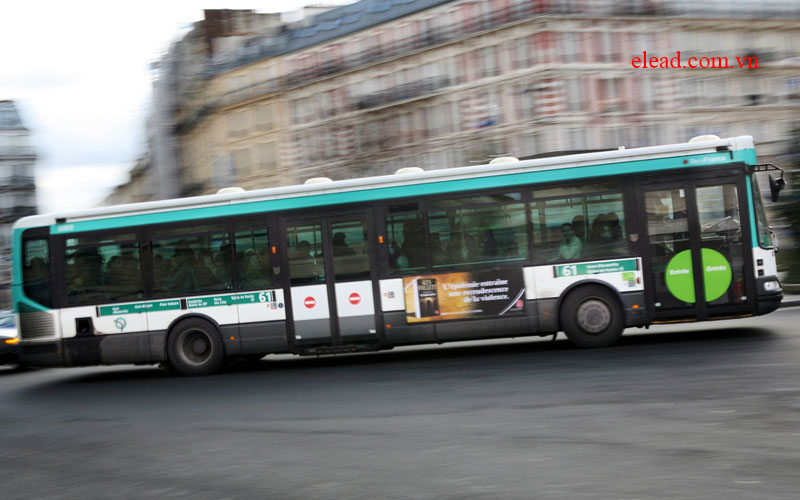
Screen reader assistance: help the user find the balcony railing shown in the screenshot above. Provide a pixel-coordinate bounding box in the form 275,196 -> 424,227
201,4 -> 542,110
356,76 -> 450,110
0,206 -> 37,221
0,147 -> 36,158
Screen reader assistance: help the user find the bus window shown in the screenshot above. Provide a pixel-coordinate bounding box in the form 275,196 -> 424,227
698,184 -> 741,249
64,233 -> 144,306
645,189 -> 689,259
22,237 -> 52,307
331,219 -> 370,281
151,224 -> 230,295
234,220 -> 272,289
531,188 -> 627,262
428,200 -> 526,268
386,213 -> 426,274
286,224 -> 324,285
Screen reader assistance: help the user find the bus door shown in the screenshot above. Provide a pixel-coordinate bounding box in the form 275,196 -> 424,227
280,211 -> 380,347
638,176 -> 753,322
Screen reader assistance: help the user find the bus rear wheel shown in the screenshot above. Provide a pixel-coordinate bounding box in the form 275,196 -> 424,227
167,318 -> 224,376
559,285 -> 624,348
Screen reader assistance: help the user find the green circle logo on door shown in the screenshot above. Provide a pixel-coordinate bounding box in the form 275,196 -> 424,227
665,249 -> 732,303
701,248 -> 732,302
665,249 -> 695,303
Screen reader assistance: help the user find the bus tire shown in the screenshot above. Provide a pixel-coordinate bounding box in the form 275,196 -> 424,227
559,285 -> 624,348
167,318 -> 225,376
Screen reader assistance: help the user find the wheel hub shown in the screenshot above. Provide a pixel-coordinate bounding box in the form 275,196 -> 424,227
192,338 -> 208,355
576,299 -> 611,334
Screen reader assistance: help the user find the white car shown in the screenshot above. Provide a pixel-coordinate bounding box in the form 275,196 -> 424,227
0,314 -> 19,365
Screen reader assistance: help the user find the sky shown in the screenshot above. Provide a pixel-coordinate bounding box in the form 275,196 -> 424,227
0,1 -> 352,214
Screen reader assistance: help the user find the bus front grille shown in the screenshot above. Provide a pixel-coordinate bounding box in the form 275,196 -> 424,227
19,311 -> 56,340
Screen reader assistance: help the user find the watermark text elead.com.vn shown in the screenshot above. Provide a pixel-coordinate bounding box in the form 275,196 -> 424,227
632,51 -> 759,69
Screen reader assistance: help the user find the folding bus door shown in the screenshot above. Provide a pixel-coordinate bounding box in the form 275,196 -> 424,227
638,175 -> 754,322
281,211 -> 381,347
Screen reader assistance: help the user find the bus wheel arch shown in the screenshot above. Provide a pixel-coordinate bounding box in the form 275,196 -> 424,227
558,283 -> 625,348
166,316 -> 225,376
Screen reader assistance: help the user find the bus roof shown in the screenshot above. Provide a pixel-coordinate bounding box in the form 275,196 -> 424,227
14,135 -> 755,233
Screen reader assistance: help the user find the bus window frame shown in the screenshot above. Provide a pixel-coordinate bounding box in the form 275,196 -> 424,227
63,229 -> 145,307
147,218 -> 237,299
54,227 -> 149,308
383,187 -> 534,277
529,181 -> 630,264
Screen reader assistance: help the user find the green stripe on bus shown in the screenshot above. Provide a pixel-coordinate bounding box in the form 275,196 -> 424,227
186,291 -> 275,308
96,291 -> 276,316
555,258 -> 638,277
98,300 -> 181,316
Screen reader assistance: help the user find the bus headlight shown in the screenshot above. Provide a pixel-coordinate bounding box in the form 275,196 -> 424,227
763,279 -> 781,292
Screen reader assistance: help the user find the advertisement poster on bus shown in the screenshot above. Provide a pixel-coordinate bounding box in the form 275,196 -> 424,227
403,269 -> 525,323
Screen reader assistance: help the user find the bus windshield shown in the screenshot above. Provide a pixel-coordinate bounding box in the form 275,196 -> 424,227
21,236 -> 52,307
752,175 -> 776,248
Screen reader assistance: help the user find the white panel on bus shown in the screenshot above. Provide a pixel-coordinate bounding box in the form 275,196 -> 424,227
148,309 -> 187,332
528,257 -> 644,300
523,268 -> 537,301
752,247 -> 778,277
61,305 -> 148,339
185,297 -> 238,325
291,284 -> 330,321
237,289 -> 286,323
379,278 -> 405,312
334,281 -> 375,318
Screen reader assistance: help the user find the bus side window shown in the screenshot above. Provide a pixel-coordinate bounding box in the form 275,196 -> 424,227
386,213 -> 426,274
64,233 -> 144,306
428,201 -> 526,268
234,220 -> 272,289
151,224 -> 231,296
531,185 -> 627,262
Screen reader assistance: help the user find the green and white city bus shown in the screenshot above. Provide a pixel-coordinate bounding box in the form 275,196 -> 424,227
12,135 -> 784,375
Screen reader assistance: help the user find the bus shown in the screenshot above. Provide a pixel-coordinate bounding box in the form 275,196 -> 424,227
11,135 -> 785,375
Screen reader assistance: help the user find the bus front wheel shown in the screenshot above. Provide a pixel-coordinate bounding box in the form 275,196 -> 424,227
167,318 -> 225,376
559,285 -> 624,348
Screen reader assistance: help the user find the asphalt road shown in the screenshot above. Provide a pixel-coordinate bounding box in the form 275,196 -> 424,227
2,308 -> 800,500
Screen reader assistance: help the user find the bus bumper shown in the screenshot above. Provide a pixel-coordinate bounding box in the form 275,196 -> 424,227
756,276 -> 783,315
19,341 -> 64,367
0,342 -> 19,365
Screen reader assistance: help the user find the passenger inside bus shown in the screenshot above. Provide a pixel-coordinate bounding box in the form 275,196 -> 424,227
558,222 -> 583,260
587,213 -> 626,257
332,232 -> 356,256
290,240 -> 321,284
66,249 -> 104,304
572,215 -> 587,242
165,240 -> 199,293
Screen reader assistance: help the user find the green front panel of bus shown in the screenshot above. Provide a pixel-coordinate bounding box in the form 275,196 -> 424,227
48,150 -> 752,236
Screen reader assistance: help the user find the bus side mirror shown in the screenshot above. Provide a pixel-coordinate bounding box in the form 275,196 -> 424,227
769,174 -> 785,202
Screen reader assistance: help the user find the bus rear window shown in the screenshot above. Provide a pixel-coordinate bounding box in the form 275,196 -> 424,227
22,237 -> 52,307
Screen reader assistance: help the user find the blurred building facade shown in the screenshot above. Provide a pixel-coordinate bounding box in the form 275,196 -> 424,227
122,0 -> 800,201
0,100 -> 37,308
